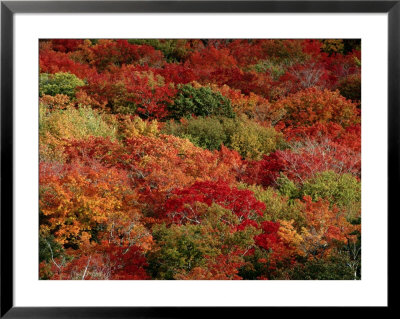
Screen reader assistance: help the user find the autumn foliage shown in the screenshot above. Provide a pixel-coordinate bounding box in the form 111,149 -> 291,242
39,39 -> 361,280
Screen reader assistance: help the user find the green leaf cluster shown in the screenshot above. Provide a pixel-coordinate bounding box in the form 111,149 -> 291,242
276,171 -> 361,220
39,105 -> 117,141
39,72 -> 85,98
148,203 -> 258,279
162,114 -> 284,159
168,84 -> 235,120
301,171 -> 361,219
238,182 -> 306,229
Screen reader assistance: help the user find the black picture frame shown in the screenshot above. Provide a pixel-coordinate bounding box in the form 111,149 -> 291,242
1,1 -> 395,317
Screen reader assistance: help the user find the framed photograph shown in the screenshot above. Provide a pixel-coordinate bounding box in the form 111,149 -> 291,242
1,0 -> 394,317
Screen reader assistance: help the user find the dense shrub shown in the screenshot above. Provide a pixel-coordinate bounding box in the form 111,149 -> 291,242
238,182 -> 306,229
39,104 -> 117,141
148,203 -> 258,280
300,171 -> 361,219
251,58 -> 291,80
39,104 -> 118,162
168,84 -> 235,119
162,116 -> 230,151
39,72 -> 85,98
230,116 -> 285,160
111,115 -> 160,140
162,115 -> 284,159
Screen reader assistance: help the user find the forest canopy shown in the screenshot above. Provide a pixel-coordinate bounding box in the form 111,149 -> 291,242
39,39 -> 361,280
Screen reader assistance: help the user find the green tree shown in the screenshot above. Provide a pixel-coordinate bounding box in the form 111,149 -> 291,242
168,84 -> 235,119
300,171 -> 361,220
230,115 -> 284,160
238,182 -> 306,229
162,116 -> 233,151
148,203 -> 258,279
162,115 -> 284,159
39,72 -> 85,98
